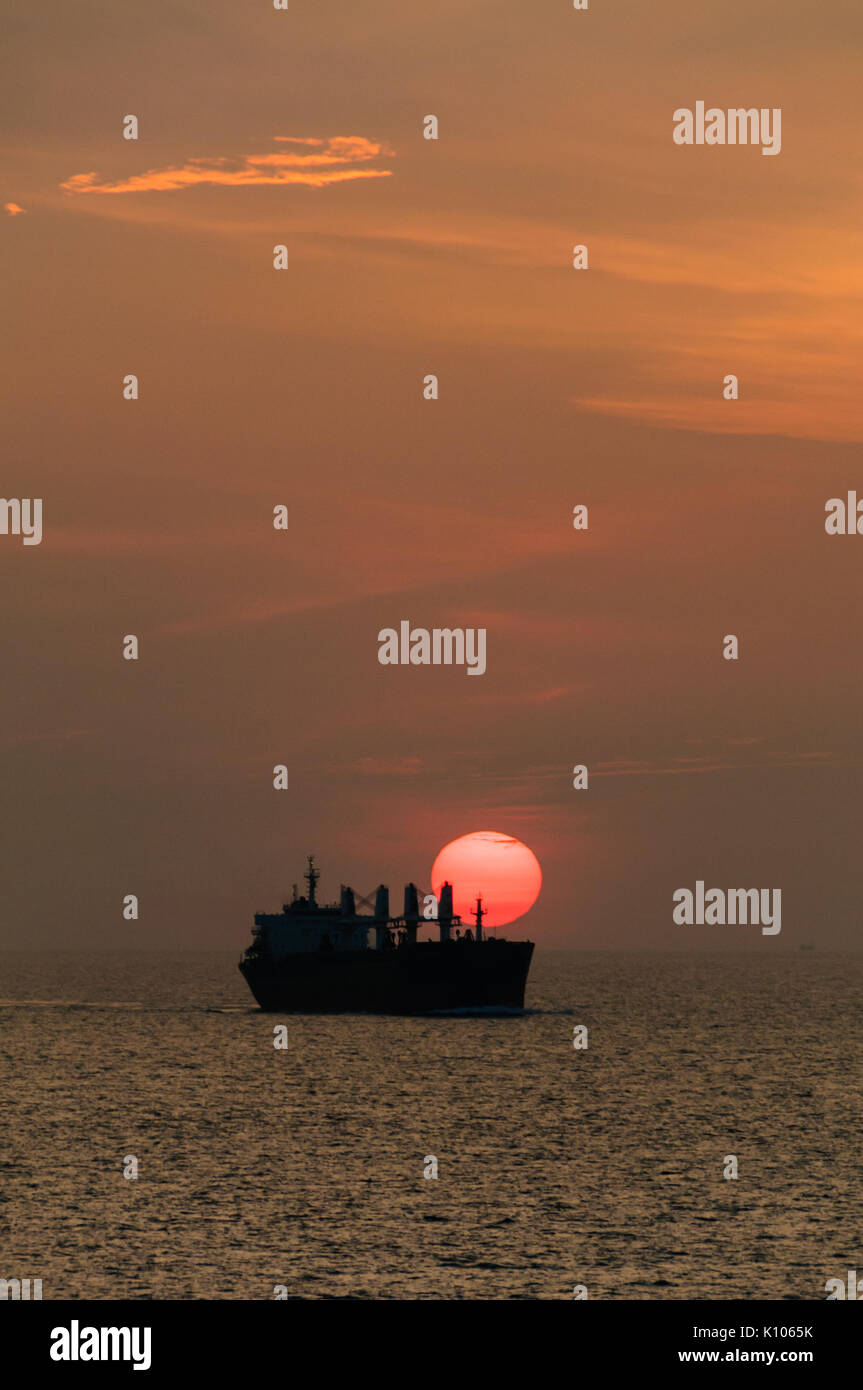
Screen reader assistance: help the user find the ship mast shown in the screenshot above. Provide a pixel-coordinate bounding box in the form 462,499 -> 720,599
305,855 -> 319,907
473,895 -> 485,943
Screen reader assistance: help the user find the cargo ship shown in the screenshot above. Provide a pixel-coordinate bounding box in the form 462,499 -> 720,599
239,856 -> 534,1014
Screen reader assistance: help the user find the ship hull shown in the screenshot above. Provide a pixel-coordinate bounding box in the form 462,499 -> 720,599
239,940 -> 534,1014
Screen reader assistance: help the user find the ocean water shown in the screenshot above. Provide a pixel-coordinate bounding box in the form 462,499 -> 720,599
1,949 -> 860,1301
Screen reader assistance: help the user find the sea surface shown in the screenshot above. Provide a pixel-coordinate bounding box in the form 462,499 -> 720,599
1,950 -> 861,1300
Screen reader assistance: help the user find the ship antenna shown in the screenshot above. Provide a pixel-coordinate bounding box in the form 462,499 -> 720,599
306,855 -> 319,907
473,894 -> 485,943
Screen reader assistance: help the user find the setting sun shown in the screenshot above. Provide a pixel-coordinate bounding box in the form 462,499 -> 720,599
430,831 -> 542,929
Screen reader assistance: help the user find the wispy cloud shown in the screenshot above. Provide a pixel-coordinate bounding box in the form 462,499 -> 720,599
2,728 -> 90,751
571,393 -> 862,442
593,749 -> 844,777
345,756 -> 424,778
61,136 -> 394,196
4,202 -> 26,216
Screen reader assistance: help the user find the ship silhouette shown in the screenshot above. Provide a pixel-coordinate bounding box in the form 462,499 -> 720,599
239,856 -> 534,1014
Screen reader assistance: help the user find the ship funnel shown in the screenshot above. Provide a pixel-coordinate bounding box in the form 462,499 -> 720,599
374,883 -> 390,951
439,881 -> 454,943
340,885 -> 356,917
403,882 -> 419,947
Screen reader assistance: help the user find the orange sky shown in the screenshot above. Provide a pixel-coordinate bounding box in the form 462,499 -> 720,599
3,0 -> 863,949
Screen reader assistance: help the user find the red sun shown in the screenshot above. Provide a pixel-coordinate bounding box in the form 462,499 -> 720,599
430,831 -> 542,930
